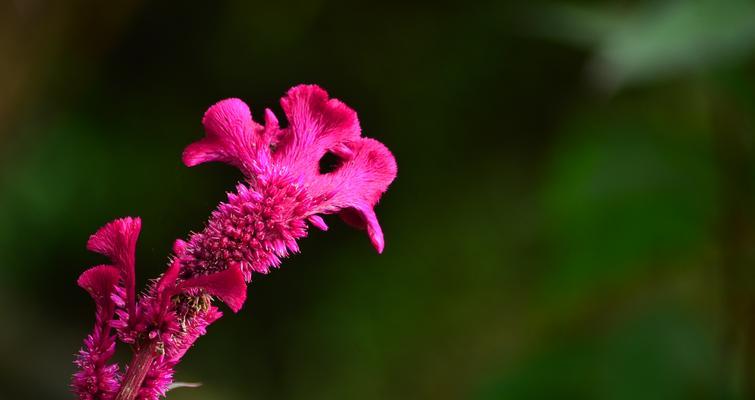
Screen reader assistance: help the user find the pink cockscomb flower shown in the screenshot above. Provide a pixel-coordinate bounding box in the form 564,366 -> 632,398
72,85 -> 397,400
72,265 -> 122,399
180,85 -> 397,279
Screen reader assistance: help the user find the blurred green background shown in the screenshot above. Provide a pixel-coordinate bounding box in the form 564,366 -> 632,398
2,0 -> 755,398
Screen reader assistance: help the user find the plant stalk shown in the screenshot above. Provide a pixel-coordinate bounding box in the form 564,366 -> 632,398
114,344 -> 155,400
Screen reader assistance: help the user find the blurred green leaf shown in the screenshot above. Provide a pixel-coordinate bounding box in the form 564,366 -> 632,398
476,306 -> 727,400
536,0 -> 755,89
540,111 -> 719,305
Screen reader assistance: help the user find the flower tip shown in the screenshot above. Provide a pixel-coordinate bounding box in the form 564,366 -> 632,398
201,98 -> 250,128
184,97 -> 260,175
339,207 -> 386,254
264,107 -> 279,129
181,145 -> 205,167
77,265 -> 120,300
173,239 -> 188,255
369,224 -> 385,254
178,263 -> 247,313
307,215 -> 328,231
284,84 -> 327,101
279,84 -> 361,144
87,217 -> 142,257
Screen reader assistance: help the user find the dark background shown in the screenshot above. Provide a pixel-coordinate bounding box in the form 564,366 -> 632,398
2,0 -> 755,398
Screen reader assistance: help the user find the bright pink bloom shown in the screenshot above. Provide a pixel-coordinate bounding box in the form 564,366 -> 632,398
72,85 -> 396,400
73,219 -> 246,400
86,217 -> 141,340
72,265 -> 122,399
181,84 -> 397,280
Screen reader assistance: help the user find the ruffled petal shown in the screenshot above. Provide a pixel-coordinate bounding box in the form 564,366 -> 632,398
183,98 -> 266,177
272,86 -> 396,251
87,217 -> 141,319
274,84 -> 361,176
186,85 -> 396,254
178,263 -> 247,312
77,265 -> 121,302
87,217 -> 141,265
340,206 -> 385,253
311,138 -> 397,252
307,215 -> 328,231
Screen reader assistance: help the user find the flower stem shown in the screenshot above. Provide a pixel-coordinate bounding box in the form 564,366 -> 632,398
115,344 -> 155,400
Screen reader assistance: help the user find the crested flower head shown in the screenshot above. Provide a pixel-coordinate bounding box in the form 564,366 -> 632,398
86,217 -> 141,329
73,85 -> 396,400
181,85 -> 397,279
72,265 -> 122,399
73,219 -> 247,400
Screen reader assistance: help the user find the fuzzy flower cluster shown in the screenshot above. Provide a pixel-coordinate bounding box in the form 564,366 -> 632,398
72,85 -> 397,400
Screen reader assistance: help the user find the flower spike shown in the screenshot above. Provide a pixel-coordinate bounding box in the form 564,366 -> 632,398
87,217 -> 141,326
72,265 -> 123,399
73,85 -> 396,400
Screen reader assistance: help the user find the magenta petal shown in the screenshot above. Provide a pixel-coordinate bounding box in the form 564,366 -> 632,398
87,217 -> 141,264
87,217 -> 141,317
275,84 -> 361,173
307,215 -> 328,231
328,138 -> 397,205
340,206 -> 385,253
179,263 -> 247,312
73,266 -> 122,398
77,265 -> 120,301
156,259 -> 182,301
314,138 -> 396,251
271,86 -> 396,251
183,98 -> 264,177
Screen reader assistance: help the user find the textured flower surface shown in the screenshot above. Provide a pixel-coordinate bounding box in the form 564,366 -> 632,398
181,84 -> 397,279
72,84 -> 397,400
72,265 -> 122,400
